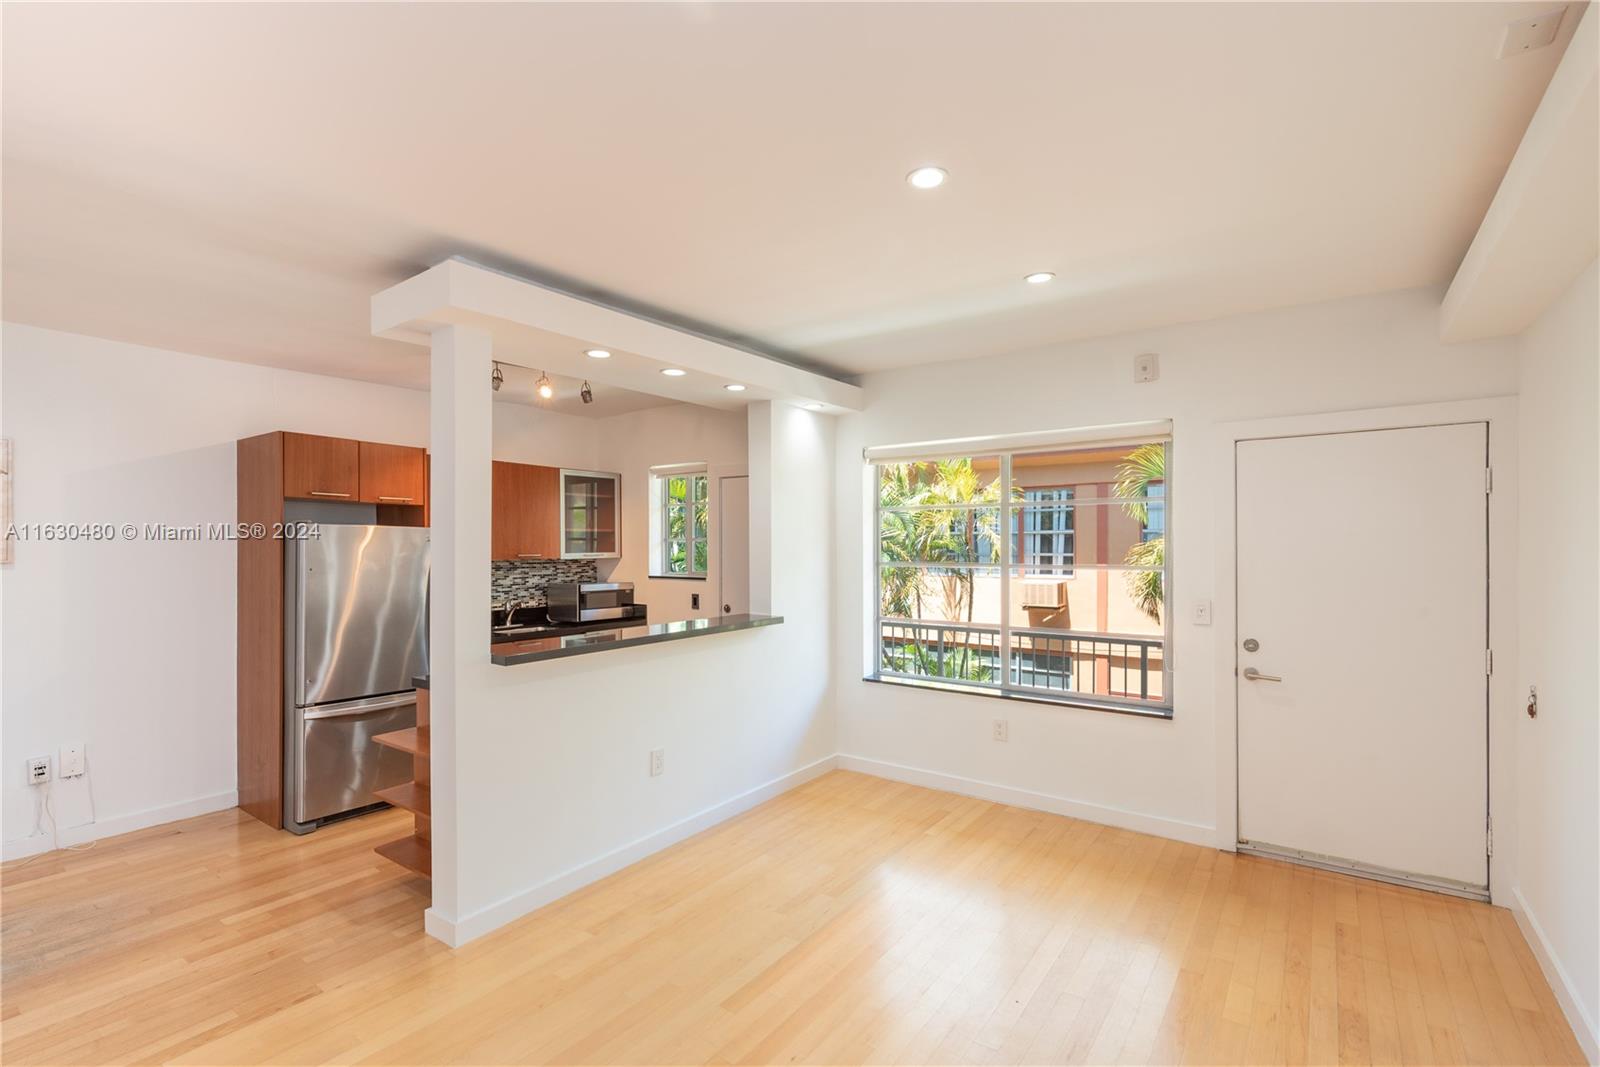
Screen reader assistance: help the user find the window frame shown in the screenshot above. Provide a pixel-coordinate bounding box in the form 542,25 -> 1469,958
871,441 -> 1172,717
653,469 -> 709,579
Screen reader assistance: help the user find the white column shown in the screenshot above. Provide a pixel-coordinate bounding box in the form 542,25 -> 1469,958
424,324 -> 493,943
746,401 -> 774,615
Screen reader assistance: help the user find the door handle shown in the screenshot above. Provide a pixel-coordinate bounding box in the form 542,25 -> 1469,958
1242,667 -> 1282,683
302,693 -> 417,720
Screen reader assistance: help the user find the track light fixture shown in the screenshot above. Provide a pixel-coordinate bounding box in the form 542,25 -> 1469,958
490,361 -> 504,392
580,381 -> 594,405
536,371 -> 554,400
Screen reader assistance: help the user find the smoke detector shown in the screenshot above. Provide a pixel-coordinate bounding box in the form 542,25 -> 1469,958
1498,8 -> 1565,59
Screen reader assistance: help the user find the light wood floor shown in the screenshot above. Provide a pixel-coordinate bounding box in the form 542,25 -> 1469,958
1,770 -> 1584,1066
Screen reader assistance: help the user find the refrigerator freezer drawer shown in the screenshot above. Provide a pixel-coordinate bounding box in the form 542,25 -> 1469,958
294,695 -> 416,824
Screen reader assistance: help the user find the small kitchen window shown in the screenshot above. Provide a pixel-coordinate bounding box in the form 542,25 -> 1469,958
650,466 -> 708,578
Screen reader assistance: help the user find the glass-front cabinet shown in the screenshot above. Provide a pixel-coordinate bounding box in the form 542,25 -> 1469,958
560,469 -> 620,559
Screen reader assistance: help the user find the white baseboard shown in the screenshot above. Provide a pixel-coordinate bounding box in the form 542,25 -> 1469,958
1510,886 -> 1600,1064
837,754 -> 1216,847
2,789 -> 239,862
425,754 -> 840,948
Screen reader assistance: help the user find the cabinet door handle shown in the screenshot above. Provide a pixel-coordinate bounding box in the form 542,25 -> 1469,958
309,490 -> 352,498
377,496 -> 414,503
517,552 -> 544,559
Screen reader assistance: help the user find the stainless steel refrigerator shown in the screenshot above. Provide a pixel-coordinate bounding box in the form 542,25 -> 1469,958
284,524 -> 429,832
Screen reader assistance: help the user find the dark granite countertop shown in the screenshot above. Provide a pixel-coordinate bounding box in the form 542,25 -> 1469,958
490,613 -> 783,665
489,606 -> 649,643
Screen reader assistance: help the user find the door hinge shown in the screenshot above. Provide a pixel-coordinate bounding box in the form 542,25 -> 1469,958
1486,648 -> 1494,675
1485,467 -> 1494,494
1487,816 -> 1494,857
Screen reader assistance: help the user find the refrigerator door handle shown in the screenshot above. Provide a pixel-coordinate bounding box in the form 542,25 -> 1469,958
301,692 -> 416,721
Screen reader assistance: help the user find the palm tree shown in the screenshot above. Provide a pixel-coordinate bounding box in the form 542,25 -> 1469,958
876,464 -> 924,619
1114,444 -> 1166,622
908,459 -> 1002,623
876,459 -> 1005,680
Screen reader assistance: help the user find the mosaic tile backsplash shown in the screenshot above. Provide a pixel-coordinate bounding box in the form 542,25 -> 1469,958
491,558 -> 599,607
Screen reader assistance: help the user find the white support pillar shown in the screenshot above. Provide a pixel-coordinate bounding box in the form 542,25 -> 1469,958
424,324 -> 493,943
746,401 -> 775,615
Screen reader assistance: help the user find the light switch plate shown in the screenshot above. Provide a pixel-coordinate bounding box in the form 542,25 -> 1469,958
1192,600 -> 1213,626
1134,352 -> 1160,383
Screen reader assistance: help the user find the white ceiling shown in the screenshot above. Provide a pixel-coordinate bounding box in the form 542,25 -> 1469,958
0,3 -> 1577,390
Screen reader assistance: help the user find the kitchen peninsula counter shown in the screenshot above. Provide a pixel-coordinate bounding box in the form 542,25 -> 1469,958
490,613 -> 782,665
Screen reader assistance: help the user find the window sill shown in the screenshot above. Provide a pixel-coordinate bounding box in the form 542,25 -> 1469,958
647,573 -> 709,581
862,674 -> 1173,720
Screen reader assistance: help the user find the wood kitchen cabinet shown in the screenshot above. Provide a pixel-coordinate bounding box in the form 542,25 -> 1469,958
282,432 -> 359,501
491,461 -> 560,561
238,429 -> 425,832
359,441 -> 427,505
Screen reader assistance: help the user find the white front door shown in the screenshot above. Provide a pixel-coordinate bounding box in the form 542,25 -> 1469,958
718,475 -> 749,615
1235,423 -> 1489,893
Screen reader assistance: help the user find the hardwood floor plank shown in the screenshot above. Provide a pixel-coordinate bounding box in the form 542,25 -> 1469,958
1,771 -> 1585,1066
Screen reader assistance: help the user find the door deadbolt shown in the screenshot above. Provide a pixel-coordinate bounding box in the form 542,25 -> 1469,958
1242,638 -> 1260,652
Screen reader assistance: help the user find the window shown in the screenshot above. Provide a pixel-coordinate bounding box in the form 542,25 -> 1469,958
1021,487 -> 1074,575
1142,482 -> 1165,542
872,439 -> 1170,715
653,470 -> 708,577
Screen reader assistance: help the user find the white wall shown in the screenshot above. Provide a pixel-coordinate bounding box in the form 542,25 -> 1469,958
433,399 -> 834,943
596,403 -> 748,621
831,286 -> 1521,844
0,324 -> 426,856
0,323 -> 710,858
1513,259 -> 1599,1059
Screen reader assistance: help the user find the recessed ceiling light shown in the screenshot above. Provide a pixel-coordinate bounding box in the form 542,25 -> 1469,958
724,384 -> 746,392
660,368 -> 687,377
1024,272 -> 1056,284
906,166 -> 948,190
806,403 -> 825,411
585,348 -> 611,359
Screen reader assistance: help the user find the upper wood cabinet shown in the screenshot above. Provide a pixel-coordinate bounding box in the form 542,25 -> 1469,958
359,442 -> 427,505
282,433 -> 359,501
491,461 -> 560,561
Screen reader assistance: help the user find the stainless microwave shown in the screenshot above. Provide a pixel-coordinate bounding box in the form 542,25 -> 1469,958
546,581 -> 640,623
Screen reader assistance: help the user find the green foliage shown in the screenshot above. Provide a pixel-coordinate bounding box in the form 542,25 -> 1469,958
1121,537 -> 1165,623
1114,444 -> 1167,622
880,639 -> 995,683
876,458 -> 1010,622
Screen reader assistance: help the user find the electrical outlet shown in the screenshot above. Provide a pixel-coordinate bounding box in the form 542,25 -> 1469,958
59,744 -> 85,779
649,748 -> 665,777
27,756 -> 51,785
992,719 -> 1009,743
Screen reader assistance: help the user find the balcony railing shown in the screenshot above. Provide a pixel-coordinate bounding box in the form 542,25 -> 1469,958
878,618 -> 1164,703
